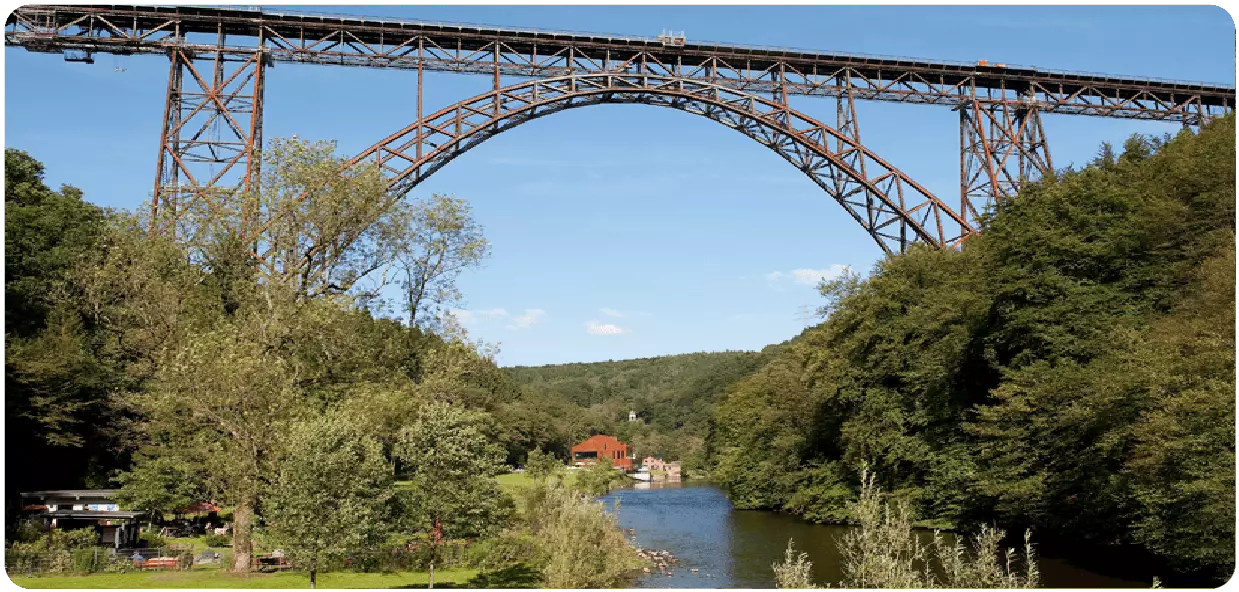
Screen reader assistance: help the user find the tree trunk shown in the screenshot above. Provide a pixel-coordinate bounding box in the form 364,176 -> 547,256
428,561 -> 434,589
231,497 -> 255,572
310,569 -> 317,589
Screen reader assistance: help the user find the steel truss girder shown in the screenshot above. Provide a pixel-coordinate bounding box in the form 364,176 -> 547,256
252,74 -> 973,275
151,45 -> 265,242
6,5 -> 1233,124
959,100 -> 1052,225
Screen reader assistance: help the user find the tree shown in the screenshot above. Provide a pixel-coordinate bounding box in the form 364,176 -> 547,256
129,313 -> 300,571
394,194 -> 490,329
524,447 -> 561,482
113,450 -> 205,524
395,402 -> 512,587
252,138 -> 409,301
4,149 -> 125,531
263,412 -> 393,589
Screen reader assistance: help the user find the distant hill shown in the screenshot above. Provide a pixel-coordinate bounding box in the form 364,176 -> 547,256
503,341 -> 798,470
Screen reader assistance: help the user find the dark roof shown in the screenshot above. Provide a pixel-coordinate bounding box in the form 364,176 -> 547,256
21,489 -> 119,500
40,510 -> 145,520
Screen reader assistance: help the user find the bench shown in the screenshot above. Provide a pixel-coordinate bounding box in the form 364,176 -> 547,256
134,556 -> 180,570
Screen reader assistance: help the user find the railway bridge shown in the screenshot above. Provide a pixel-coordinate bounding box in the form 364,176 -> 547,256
6,5 -> 1235,262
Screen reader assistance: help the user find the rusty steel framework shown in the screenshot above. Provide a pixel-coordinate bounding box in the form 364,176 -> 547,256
6,4 -> 1235,256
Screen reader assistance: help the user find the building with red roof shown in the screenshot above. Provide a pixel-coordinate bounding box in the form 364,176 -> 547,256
571,435 -> 633,471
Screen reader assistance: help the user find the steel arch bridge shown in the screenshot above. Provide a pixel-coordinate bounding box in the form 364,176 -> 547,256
7,4 -> 1236,263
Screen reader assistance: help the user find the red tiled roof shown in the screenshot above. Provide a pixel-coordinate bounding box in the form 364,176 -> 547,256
571,434 -> 629,452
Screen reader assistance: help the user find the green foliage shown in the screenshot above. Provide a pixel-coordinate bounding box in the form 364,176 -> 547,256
5,149 -> 125,511
395,193 -> 491,329
395,402 -> 513,542
503,350 -> 771,468
523,447 -> 561,482
202,534 -> 232,548
721,117 -> 1236,582
263,412 -> 394,588
572,457 -> 627,497
137,531 -> 168,549
113,451 -> 205,521
516,479 -> 645,588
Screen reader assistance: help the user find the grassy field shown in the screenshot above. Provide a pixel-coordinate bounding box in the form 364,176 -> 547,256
8,568 -> 478,589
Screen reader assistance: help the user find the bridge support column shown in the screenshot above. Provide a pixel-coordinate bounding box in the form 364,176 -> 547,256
150,41 -> 266,243
959,99 -> 1052,228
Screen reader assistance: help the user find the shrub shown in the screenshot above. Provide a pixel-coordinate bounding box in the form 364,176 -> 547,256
202,533 -> 231,548
137,530 -> 167,549
775,470 -> 1040,589
772,540 -> 817,589
524,480 -> 645,587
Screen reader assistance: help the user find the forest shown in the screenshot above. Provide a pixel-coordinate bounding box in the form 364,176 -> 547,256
711,116 -> 1236,584
504,350 -> 777,471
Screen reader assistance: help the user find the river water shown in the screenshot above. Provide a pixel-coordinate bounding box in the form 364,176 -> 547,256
599,481 -> 1149,588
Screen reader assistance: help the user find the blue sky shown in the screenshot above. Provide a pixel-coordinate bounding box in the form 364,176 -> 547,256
5,5 -> 1234,367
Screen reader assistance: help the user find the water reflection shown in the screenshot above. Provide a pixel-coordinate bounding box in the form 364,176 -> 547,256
600,481 -> 1148,589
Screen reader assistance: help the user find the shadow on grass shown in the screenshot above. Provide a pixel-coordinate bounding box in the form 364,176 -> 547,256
389,564 -> 540,587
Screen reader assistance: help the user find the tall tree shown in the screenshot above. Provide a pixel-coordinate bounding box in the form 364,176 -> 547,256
394,194 -> 490,329
253,138 -> 409,301
130,309 -> 300,571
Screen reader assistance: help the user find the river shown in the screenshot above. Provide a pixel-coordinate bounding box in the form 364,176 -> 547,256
599,481 -> 1150,588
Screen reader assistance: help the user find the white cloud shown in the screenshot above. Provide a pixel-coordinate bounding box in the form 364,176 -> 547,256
765,265 -> 851,288
449,307 -> 509,325
790,265 -> 850,286
507,309 -> 547,330
586,321 -> 629,335
452,307 -> 547,330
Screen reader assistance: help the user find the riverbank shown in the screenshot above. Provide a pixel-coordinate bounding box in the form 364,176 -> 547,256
7,568 -> 478,589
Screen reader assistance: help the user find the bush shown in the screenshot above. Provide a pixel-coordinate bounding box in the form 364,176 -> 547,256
466,531 -> 539,572
772,540 -> 817,589
202,533 -> 231,548
138,530 -> 167,549
774,470 -> 1040,589
521,479 -> 645,587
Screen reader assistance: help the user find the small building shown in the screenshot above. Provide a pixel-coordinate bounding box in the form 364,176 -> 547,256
667,461 -> 682,482
571,435 -> 634,471
641,457 -> 669,472
628,411 -> 638,422
20,490 -> 145,548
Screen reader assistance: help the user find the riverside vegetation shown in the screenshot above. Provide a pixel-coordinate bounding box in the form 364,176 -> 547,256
6,117 -> 1234,587
723,116 -> 1236,585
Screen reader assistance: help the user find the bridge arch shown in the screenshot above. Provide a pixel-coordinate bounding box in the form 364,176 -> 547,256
335,74 -> 974,254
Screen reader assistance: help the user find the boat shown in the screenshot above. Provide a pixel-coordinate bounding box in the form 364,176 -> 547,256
632,470 -> 653,482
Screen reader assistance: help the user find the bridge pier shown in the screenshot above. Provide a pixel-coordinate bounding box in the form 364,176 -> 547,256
151,37 -> 266,243
959,99 -> 1052,228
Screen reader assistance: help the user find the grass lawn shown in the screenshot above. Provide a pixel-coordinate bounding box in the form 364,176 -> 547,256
9,568 -> 478,589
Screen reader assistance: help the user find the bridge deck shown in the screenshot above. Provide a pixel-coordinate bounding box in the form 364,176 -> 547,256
7,4 -> 1234,116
